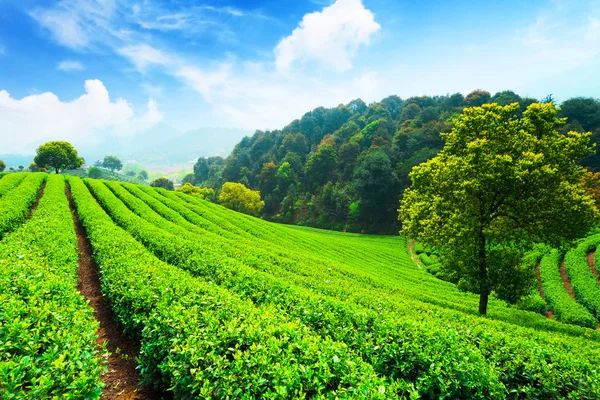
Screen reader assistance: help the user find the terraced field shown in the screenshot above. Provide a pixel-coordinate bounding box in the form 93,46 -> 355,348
2,172 -> 600,398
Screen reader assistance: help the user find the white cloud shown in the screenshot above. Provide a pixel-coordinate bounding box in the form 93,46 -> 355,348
57,59 -> 84,71
274,0 -> 380,71
0,79 -> 161,153
118,44 -> 172,71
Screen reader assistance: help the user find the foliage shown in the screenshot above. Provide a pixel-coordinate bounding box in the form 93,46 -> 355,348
176,182 -> 216,202
85,178 -> 600,398
102,155 -> 123,172
563,234 -> 600,318
0,173 -> 46,239
87,166 -> 103,179
28,162 -> 40,172
74,177 -> 396,398
399,102 -> 598,314
539,250 -> 597,328
219,182 -> 264,216
0,172 -> 27,197
138,170 -> 148,180
0,175 -> 103,398
0,160 -> 5,172
150,177 -> 174,190
34,141 -> 84,174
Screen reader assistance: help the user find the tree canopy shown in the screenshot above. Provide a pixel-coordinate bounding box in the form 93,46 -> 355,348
150,177 -> 174,190
34,141 -> 84,174
103,155 -> 123,172
219,182 -> 264,216
0,160 -> 5,172
399,102 -> 598,314
88,166 -> 103,179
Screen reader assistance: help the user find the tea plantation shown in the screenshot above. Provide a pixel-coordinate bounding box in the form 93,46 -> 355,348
2,172 -> 600,398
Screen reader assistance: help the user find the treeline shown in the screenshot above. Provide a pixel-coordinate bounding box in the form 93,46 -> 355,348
192,91 -> 600,233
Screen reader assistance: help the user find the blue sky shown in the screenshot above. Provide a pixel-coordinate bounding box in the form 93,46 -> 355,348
1,0 -> 599,154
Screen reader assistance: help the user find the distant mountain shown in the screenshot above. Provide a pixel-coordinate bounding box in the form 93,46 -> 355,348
128,127 -> 250,165
77,125 -> 250,166
0,154 -> 34,167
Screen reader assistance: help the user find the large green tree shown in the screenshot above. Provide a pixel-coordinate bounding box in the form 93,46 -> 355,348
399,102 -> 598,314
34,141 -> 84,174
102,155 -> 123,172
219,182 -> 264,216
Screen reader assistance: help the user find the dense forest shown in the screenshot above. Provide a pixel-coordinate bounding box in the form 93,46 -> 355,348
192,91 -> 600,233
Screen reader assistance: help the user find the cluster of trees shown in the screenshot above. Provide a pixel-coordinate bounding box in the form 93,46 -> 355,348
190,91 -> 600,233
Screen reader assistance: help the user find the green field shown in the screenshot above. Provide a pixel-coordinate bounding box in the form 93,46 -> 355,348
2,172 -> 600,398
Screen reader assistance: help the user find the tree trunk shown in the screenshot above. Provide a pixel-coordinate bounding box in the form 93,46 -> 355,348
478,228 -> 489,315
479,292 -> 489,315
55,167 -> 60,174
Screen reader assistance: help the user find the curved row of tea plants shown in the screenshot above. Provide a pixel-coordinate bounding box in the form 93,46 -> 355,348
160,185 -> 597,339
0,172 -> 27,197
0,174 -> 102,399
69,177 -> 401,398
93,180 -> 508,398
539,250 -> 597,328
89,179 -> 600,398
563,234 -> 600,319
0,173 -> 46,239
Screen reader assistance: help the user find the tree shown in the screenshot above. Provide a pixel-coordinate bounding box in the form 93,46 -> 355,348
88,166 -> 103,179
18,165 -> 24,171
34,141 -> 84,174
138,170 -> 148,180
103,155 -> 123,172
150,177 -> 174,190
28,162 -> 39,172
219,182 -> 264,216
399,103 -> 598,315
464,90 -> 492,107
176,182 -> 217,201
353,150 -> 399,230
126,170 -> 136,177
182,173 -> 195,185
193,157 -> 209,184
304,143 -> 337,190
0,160 -> 5,172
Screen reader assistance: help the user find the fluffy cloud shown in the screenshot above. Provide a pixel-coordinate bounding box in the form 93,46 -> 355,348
0,79 -> 161,153
274,0 -> 380,71
57,59 -> 84,71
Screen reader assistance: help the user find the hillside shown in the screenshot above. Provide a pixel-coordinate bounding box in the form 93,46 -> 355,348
2,171 -> 600,398
191,92 -> 600,233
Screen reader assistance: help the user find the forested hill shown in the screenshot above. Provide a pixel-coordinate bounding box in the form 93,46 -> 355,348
192,91 -> 600,233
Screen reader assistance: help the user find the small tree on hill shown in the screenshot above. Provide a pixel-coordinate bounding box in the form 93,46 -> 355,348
28,162 -> 39,172
399,102 -> 599,315
138,170 -> 149,180
150,177 -> 174,190
0,160 -> 5,172
219,182 -> 264,216
34,141 -> 84,174
103,155 -> 123,172
18,165 -> 24,171
88,166 -> 103,179
177,182 -> 217,202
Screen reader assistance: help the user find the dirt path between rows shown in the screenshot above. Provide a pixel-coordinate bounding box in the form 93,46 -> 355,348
27,182 -> 46,219
587,250 -> 600,282
534,263 -> 554,319
66,184 -> 156,400
559,259 -> 577,301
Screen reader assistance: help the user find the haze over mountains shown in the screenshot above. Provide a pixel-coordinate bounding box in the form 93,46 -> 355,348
1,125 -> 250,167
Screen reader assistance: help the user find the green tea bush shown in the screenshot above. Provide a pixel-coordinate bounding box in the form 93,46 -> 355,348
0,174 -> 102,399
539,250 -> 597,328
0,172 -> 46,238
